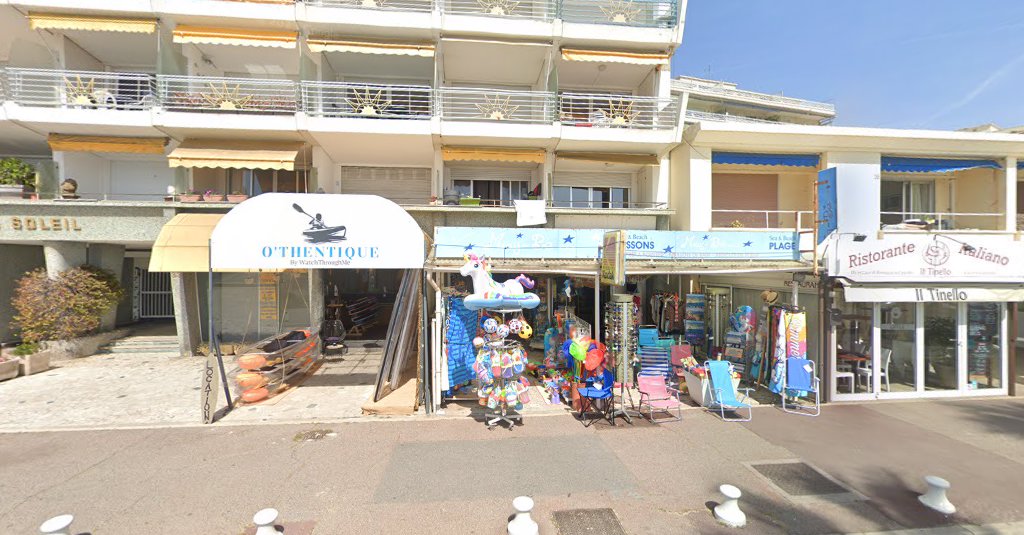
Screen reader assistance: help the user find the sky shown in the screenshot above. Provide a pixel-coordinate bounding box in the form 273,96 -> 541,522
671,0 -> 1024,130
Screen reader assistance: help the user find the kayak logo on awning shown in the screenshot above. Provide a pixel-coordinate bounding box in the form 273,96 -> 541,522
293,203 -> 346,244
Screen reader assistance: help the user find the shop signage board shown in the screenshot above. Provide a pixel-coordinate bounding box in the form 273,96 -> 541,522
0,211 -> 169,243
600,230 -> 626,285
833,234 -> 1024,283
816,167 -> 837,245
844,286 -> 1024,303
433,228 -> 800,261
210,193 -> 425,271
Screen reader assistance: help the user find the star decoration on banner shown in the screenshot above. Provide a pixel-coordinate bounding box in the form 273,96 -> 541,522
516,233 -> 523,239
464,244 -> 475,251
743,241 -> 753,247
702,235 -> 709,240
563,235 -> 574,244
663,246 -> 674,254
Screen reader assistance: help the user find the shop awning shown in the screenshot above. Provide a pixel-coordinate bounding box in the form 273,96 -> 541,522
713,152 -> 820,168
556,151 -> 659,165
881,157 -> 1002,174
442,147 -> 546,164
172,26 -> 298,48
48,134 -> 167,155
167,140 -> 304,170
842,284 -> 1024,303
28,13 -> 157,33
307,38 -> 434,57
561,48 -> 670,66
149,214 -> 222,273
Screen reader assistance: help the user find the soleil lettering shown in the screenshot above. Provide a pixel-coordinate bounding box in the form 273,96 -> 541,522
8,217 -> 82,232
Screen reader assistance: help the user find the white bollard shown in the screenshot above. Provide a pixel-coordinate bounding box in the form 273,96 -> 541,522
507,496 -> 539,535
253,508 -> 282,535
38,514 -> 74,535
714,484 -> 747,528
918,476 -> 956,515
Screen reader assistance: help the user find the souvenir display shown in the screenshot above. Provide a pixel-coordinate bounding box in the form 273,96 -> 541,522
459,254 -> 540,311
684,293 -> 706,350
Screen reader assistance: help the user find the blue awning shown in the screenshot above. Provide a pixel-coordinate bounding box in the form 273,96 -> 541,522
882,157 -> 1002,174
712,152 -> 820,168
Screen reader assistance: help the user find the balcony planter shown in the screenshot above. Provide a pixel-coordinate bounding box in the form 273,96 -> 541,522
18,351 -> 50,376
203,193 -> 226,202
227,193 -> 249,203
179,194 -> 202,202
459,197 -> 482,206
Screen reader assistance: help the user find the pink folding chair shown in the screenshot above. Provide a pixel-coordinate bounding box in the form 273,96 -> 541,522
670,344 -> 692,385
637,375 -> 683,423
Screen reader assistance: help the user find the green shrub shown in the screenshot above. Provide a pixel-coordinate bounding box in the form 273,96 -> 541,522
13,342 -> 39,356
12,266 -> 125,343
0,157 -> 35,187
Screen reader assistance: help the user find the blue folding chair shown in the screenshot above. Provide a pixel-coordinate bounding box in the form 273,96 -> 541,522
576,367 -> 615,427
781,358 -> 820,417
638,327 -> 673,349
705,360 -> 753,422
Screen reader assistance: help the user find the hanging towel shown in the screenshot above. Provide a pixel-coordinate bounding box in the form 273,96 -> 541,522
445,297 -> 478,390
513,199 -> 547,226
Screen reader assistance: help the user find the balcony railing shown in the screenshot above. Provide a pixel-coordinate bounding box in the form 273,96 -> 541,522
881,211 -> 1006,231
4,68 -> 156,111
158,75 -> 298,114
301,81 -> 432,119
712,209 -> 814,230
560,0 -> 677,27
444,0 -> 555,20
560,93 -> 679,130
674,78 -> 836,116
437,87 -> 555,124
302,0 -> 433,11
685,110 -> 785,125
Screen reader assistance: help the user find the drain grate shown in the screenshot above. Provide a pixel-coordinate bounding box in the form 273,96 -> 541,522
750,461 -> 848,496
552,508 -> 627,535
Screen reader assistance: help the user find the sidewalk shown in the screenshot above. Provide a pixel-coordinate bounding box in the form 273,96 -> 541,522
1,397 -> 1021,534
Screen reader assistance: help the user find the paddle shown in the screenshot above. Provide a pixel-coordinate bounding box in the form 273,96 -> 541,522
292,203 -> 313,221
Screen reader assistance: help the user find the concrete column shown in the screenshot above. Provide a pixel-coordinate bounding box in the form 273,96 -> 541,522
655,154 -> 670,208
823,151 -> 882,236
308,269 -> 325,334
668,144 -> 712,231
42,241 -> 87,278
171,272 -> 201,357
542,151 -> 555,202
1005,157 -> 1017,232
87,243 -> 126,330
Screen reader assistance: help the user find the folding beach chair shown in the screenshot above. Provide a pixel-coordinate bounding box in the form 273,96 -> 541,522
637,375 -> 683,423
781,358 -> 821,417
576,367 -> 615,427
704,360 -> 753,422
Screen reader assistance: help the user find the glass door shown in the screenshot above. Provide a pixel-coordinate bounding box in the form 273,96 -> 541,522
923,302 -> 959,391
966,303 -> 1003,391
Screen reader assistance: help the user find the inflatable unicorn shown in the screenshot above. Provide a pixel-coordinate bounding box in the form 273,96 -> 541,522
459,253 -> 540,310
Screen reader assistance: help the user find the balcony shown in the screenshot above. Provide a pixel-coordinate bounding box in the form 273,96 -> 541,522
301,81 -> 431,119
443,0 -> 555,19
157,75 -> 298,115
685,110 -> 785,126
712,209 -> 814,231
674,78 -> 836,117
881,211 -> 1006,232
437,87 -> 555,124
559,93 -> 679,130
559,0 -> 677,27
302,0 -> 433,11
4,68 -> 156,111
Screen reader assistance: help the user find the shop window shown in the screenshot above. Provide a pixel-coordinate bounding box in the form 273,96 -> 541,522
967,303 -> 1002,390
880,303 -> 917,393
881,179 -> 936,225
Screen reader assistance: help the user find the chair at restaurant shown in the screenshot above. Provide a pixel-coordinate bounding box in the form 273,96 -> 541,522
576,367 -> 615,427
704,360 -> 753,422
637,375 -> 683,423
781,358 -> 820,417
856,348 -> 892,392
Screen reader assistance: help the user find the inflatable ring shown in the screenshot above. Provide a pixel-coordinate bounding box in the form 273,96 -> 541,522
241,387 -> 269,403
236,372 -> 268,389
237,354 -> 267,370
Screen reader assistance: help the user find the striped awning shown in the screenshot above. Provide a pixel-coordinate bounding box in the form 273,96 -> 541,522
442,147 -> 546,164
712,152 -> 821,168
168,139 -> 304,170
556,151 -> 659,165
561,48 -> 670,66
172,26 -> 298,48
881,157 -> 1002,174
307,38 -> 434,57
48,134 -> 167,155
28,13 -> 157,33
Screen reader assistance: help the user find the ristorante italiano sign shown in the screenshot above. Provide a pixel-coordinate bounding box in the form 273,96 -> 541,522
833,234 -> 1024,283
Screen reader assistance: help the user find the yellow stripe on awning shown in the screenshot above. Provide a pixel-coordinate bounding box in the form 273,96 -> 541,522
149,214 -> 222,273
48,134 -> 167,155
307,38 -> 434,57
29,13 -> 157,33
442,147 -> 546,164
168,139 -> 304,170
172,26 -> 297,48
556,151 -> 659,165
561,48 -> 670,66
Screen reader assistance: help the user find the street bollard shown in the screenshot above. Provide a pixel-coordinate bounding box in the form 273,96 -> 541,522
253,508 -> 282,535
507,496 -> 539,535
38,514 -> 74,535
714,484 -> 746,528
918,476 -> 956,515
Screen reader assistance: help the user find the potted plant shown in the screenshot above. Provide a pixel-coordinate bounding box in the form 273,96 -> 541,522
0,350 -> 19,381
179,189 -> 202,202
14,342 -> 49,376
0,157 -> 36,199
203,189 -> 225,202
227,190 -> 249,203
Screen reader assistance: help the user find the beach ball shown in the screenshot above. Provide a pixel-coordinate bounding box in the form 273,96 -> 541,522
518,322 -> 533,340
472,336 -> 485,348
482,317 -> 499,334
507,319 -> 523,333
497,324 -> 511,339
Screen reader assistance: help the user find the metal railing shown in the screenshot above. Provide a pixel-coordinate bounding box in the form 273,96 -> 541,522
674,78 -> 836,115
712,210 -> 814,230
685,110 -> 785,125
4,68 -> 156,110
444,0 -> 555,20
158,75 -> 298,114
301,81 -> 432,119
559,93 -> 679,129
881,211 -> 1006,231
437,87 -> 555,124
302,0 -> 433,11
560,0 -> 677,27
549,200 -> 667,209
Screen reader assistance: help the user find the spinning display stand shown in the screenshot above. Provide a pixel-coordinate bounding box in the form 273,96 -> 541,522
474,310 -> 533,429
602,295 -> 639,424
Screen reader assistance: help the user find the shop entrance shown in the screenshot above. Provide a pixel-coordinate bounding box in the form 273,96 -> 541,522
322,269 -> 403,342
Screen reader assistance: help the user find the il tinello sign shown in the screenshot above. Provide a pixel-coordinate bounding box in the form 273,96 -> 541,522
834,234 -> 1024,283
209,193 -> 425,271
